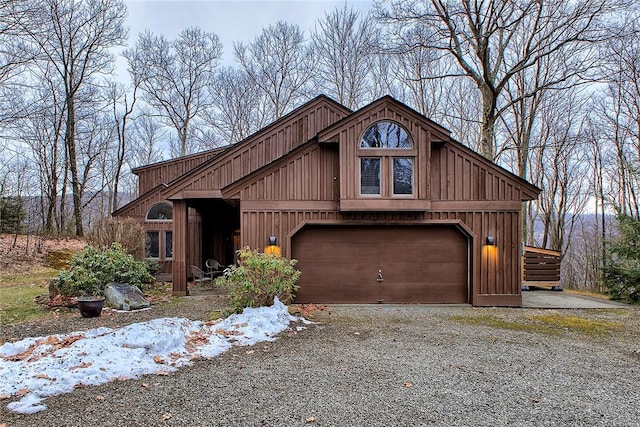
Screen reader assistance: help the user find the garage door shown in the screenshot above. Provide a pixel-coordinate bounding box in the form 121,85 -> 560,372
291,225 -> 468,304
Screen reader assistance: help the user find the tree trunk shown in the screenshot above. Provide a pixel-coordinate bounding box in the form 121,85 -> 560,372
65,95 -> 83,236
480,85 -> 497,160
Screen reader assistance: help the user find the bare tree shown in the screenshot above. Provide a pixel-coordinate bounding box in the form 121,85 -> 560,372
125,27 -> 222,157
0,0 -> 41,125
391,45 -> 449,117
311,5 -> 378,109
0,0 -> 39,83
206,67 -> 268,144
527,90 -> 591,251
377,0 -> 618,160
108,81 -> 137,212
8,69 -> 66,233
596,13 -> 640,218
127,113 -> 166,170
17,0 -> 128,236
234,21 -> 315,121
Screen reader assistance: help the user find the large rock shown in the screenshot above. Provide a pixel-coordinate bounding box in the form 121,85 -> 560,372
104,283 -> 151,311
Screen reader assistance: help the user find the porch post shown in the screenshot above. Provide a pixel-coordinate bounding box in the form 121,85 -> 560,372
172,199 -> 188,296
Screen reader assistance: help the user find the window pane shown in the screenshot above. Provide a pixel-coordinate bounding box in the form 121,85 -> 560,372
146,231 -> 159,258
393,158 -> 413,195
361,121 -> 413,149
165,231 -> 173,259
147,203 -> 173,220
361,158 -> 381,195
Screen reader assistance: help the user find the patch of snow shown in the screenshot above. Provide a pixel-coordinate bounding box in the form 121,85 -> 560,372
0,298 -> 303,414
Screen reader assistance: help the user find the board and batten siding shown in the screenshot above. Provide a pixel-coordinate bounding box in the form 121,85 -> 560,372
113,186 -> 169,219
228,139 -> 526,305
134,149 -> 223,195
165,98 -> 350,199
236,208 -> 521,306
318,100 -> 450,203
431,143 -> 524,202
118,95 -> 538,305
224,143 -> 339,202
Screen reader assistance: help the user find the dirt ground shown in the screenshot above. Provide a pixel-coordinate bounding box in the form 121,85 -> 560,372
0,234 -> 86,275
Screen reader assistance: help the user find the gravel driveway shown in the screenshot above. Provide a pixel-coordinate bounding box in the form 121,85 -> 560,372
2,300 -> 640,427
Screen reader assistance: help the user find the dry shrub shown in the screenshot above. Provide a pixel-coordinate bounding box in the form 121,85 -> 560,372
87,217 -> 145,260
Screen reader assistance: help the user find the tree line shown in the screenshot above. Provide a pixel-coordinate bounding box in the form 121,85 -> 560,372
1,0 -> 639,292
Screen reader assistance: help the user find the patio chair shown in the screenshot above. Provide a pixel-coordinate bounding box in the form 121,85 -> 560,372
205,259 -> 224,278
190,265 -> 213,291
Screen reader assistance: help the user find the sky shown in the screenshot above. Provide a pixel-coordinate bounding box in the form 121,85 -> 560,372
116,0 -> 373,80
0,299 -> 308,414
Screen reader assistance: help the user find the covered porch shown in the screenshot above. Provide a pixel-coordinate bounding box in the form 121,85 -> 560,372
171,198 -> 240,296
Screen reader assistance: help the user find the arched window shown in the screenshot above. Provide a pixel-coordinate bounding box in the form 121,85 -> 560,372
360,121 -> 413,149
145,203 -> 173,261
359,121 -> 415,196
146,202 -> 173,220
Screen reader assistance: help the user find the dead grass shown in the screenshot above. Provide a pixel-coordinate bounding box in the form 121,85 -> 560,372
0,233 -> 85,274
564,288 -> 611,300
0,266 -> 59,325
451,311 -> 624,337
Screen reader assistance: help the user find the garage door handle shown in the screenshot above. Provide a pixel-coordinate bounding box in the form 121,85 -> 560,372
377,270 -> 384,282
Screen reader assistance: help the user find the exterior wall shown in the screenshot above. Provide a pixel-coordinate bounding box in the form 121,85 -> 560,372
113,189 -> 200,278
116,96 -> 537,305
165,99 -> 350,198
229,137 -> 528,306
237,208 -> 521,306
134,149 -> 223,195
317,99 -> 451,211
431,143 -> 524,202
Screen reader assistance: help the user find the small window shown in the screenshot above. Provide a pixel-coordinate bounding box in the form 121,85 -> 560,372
147,202 -> 173,220
361,121 -> 413,149
165,231 -> 173,259
360,158 -> 381,195
393,158 -> 413,195
146,231 -> 159,258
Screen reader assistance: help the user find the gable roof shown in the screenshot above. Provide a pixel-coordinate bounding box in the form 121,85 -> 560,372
317,95 -> 539,200
116,95 -> 539,213
112,183 -> 169,217
160,94 -> 351,200
318,95 -> 452,144
130,146 -> 228,175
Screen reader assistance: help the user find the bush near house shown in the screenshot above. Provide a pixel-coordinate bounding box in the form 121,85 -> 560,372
604,214 -> 640,302
215,247 -> 301,313
54,243 -> 154,297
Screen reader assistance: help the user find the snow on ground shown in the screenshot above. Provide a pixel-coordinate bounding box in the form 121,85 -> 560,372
0,298 -> 308,414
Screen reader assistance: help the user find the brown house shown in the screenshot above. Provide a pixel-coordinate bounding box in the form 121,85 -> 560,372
114,95 -> 539,307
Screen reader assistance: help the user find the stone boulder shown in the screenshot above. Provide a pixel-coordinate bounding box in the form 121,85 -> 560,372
104,283 -> 151,311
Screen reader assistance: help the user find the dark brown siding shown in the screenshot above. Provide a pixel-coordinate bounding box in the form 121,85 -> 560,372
135,150 -> 222,195
229,138 -> 524,305
431,143 -> 523,202
166,99 -> 350,198
120,95 -> 537,305
225,144 -> 339,202
235,208 -> 521,305
114,188 -> 168,219
319,99 -> 445,205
